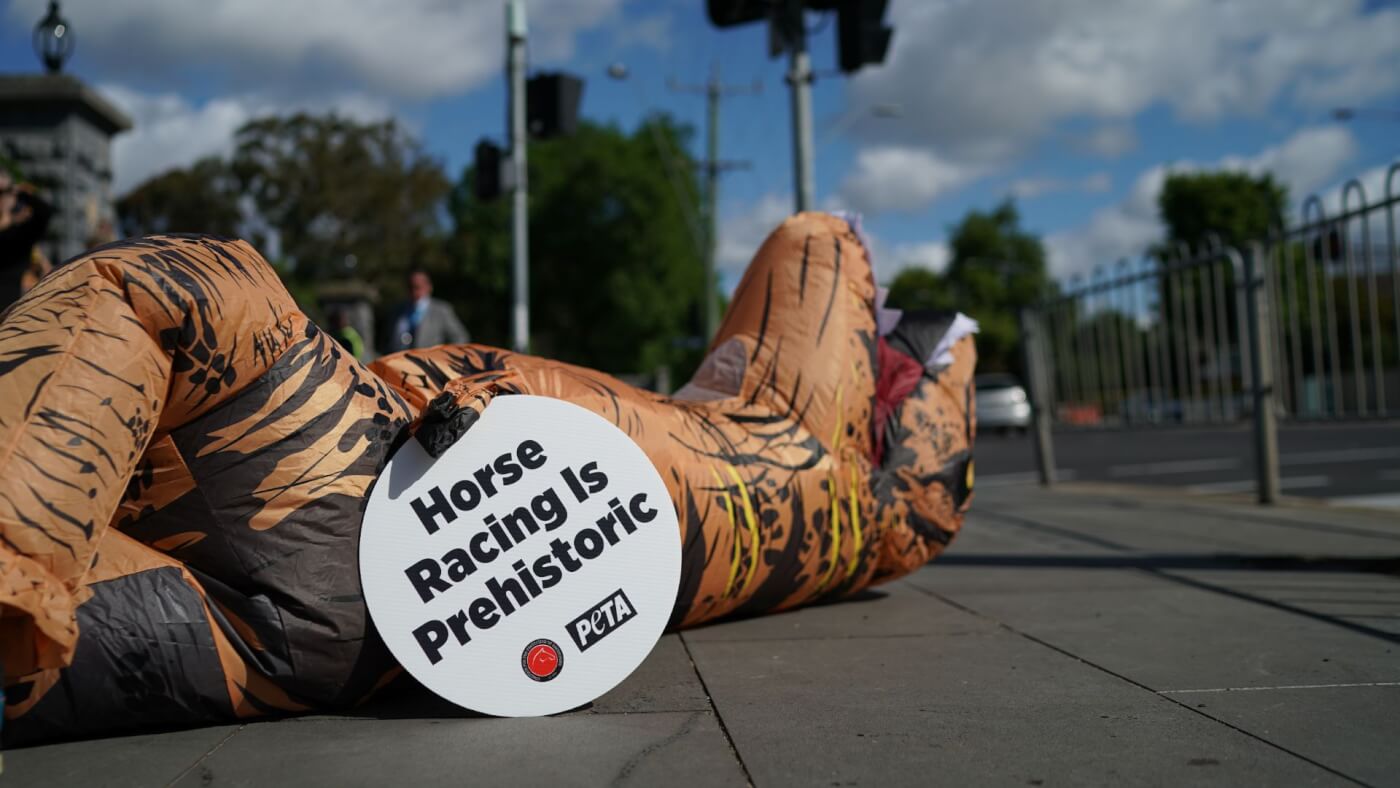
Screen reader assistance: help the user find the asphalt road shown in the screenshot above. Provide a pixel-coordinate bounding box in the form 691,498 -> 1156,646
976,421 -> 1400,509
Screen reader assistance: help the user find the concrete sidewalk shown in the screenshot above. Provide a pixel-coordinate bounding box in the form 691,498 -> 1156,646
7,485 -> 1400,787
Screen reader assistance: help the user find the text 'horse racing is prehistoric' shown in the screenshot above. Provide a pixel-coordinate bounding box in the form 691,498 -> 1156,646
0,211 -> 976,744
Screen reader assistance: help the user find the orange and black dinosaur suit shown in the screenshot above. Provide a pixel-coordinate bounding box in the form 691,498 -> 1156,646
0,212 -> 975,744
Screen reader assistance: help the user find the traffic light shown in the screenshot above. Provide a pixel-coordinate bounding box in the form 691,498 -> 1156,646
474,139 -> 503,201
705,2 -> 893,75
527,72 -> 584,139
837,0 -> 893,73
706,0 -> 768,27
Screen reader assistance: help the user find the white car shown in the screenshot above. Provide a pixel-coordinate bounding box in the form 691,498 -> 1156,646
975,374 -> 1031,433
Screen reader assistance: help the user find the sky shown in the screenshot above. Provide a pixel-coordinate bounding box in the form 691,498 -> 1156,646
4,0 -> 1400,292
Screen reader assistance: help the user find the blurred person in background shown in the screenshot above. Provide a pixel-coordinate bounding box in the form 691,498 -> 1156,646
386,268 -> 468,352
85,218 -> 117,251
330,308 -> 366,360
19,247 -> 53,295
0,171 -> 54,310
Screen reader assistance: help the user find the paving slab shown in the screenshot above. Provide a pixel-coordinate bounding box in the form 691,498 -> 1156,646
1165,569 -> 1400,637
1159,684 -> 1400,787
912,576 -> 1400,692
684,581 -> 995,643
972,501 -> 1249,555
978,498 -> 1400,558
988,486 -> 1400,554
945,511 -> 1104,556
172,711 -> 744,788
687,632 -> 1343,786
917,560 -> 1166,595
587,634 -> 712,714
2,724 -> 238,788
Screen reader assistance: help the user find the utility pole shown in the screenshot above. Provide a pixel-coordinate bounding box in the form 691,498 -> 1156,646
507,0 -> 529,353
778,0 -> 815,212
706,0 -> 892,216
669,63 -> 756,344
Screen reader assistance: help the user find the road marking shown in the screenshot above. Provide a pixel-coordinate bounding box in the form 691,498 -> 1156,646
1280,446 -> 1400,466
1185,475 -> 1331,495
1161,681 -> 1400,695
1108,457 -> 1241,477
1329,493 -> 1400,510
975,470 -> 1077,488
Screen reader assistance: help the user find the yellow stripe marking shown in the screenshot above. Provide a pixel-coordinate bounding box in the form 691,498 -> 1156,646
724,464 -> 762,593
711,466 -> 741,597
831,384 -> 845,453
818,469 -> 842,590
845,463 -> 863,579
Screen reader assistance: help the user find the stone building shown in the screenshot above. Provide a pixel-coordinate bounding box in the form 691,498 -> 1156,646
0,73 -> 131,263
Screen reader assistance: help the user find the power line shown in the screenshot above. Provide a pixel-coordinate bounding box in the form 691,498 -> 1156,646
669,62 -> 759,344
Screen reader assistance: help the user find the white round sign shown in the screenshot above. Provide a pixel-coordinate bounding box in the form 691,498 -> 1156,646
360,394 -> 682,716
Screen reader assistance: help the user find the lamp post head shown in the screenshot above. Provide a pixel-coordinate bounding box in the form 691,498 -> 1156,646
33,1 -> 74,74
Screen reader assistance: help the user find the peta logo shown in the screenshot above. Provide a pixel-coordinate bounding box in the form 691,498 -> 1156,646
567,589 -> 637,652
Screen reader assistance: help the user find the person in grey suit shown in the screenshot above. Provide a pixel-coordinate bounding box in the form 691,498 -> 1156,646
386,268 -> 469,352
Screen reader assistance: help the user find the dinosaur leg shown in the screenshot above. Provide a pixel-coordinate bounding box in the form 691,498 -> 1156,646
1,236 -> 408,743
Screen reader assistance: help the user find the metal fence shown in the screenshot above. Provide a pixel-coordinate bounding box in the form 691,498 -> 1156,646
1020,162 -> 1400,502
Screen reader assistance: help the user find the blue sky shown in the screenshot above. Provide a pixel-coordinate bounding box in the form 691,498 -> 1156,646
4,0 -> 1400,290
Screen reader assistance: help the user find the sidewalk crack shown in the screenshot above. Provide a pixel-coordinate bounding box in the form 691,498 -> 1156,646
679,632 -> 756,787
611,711 -> 700,786
165,723 -> 244,787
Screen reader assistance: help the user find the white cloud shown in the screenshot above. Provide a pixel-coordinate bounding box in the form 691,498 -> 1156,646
839,146 -> 981,214
7,0 -> 621,100
848,0 -> 1400,163
613,13 -> 671,53
1009,172 -> 1112,200
889,241 -> 951,276
1082,172 -> 1113,193
1046,125 -> 1359,278
1218,126 -> 1359,201
1310,160 -> 1400,219
1044,169 -> 1166,279
1077,125 -> 1138,158
717,193 -> 794,278
103,86 -> 393,194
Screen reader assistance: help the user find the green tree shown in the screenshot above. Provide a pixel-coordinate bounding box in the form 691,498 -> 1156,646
446,115 -> 705,376
886,267 -> 953,313
1152,171 -> 1288,398
1158,171 -> 1286,252
117,156 -> 242,238
888,200 -> 1049,373
230,113 -> 450,285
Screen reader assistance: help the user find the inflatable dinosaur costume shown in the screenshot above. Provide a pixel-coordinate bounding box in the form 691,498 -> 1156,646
0,212 -> 975,744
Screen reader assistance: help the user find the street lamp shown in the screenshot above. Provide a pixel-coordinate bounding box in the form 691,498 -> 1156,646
1332,107 -> 1400,122
33,1 -> 74,74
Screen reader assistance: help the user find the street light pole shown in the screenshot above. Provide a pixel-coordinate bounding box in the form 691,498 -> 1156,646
704,68 -> 721,339
507,0 -> 529,354
782,0 -> 815,213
